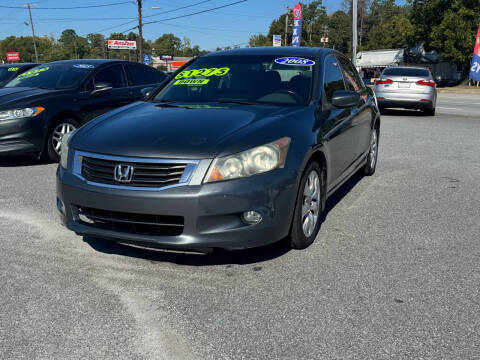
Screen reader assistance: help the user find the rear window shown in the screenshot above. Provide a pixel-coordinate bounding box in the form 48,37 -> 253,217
383,68 -> 430,77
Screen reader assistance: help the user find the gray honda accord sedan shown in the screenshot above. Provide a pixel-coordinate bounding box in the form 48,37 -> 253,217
57,47 -> 380,251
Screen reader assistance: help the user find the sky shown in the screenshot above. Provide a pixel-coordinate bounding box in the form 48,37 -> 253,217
0,0 -> 404,51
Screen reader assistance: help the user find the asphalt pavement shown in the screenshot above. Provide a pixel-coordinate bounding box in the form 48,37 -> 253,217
0,94 -> 479,359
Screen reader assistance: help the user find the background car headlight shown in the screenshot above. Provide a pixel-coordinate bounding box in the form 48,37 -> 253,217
0,107 -> 45,121
60,130 -> 77,169
205,137 -> 291,183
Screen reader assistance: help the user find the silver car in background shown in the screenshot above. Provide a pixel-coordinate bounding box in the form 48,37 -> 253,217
374,67 -> 437,115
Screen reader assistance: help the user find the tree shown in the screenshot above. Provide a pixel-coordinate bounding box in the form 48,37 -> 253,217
249,34 -> 270,47
327,11 -> 351,54
153,33 -> 182,56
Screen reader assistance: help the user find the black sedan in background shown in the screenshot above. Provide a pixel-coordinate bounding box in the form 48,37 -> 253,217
0,63 -> 38,87
0,59 -> 166,161
57,47 -> 380,251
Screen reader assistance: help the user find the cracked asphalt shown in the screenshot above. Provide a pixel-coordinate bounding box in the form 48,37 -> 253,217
0,94 -> 479,359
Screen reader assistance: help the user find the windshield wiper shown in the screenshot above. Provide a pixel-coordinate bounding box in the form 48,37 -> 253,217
206,99 -> 257,105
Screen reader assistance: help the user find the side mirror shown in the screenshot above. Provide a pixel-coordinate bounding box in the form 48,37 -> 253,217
331,90 -> 360,108
141,86 -> 155,99
92,82 -> 113,95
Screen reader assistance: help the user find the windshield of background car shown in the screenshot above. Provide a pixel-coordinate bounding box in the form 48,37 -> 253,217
383,67 -> 430,77
5,63 -> 94,89
154,55 -> 315,105
0,67 -> 18,83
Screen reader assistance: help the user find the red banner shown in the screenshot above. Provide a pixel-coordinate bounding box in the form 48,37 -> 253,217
292,3 -> 302,20
6,52 -> 20,61
474,24 -> 480,57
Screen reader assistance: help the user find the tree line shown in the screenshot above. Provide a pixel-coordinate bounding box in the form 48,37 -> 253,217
0,29 -> 207,63
249,0 -> 480,71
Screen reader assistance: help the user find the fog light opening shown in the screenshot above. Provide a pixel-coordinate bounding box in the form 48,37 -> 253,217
242,211 -> 262,225
78,213 -> 95,224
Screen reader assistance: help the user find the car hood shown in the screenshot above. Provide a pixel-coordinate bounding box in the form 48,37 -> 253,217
73,101 -> 300,159
0,87 -> 56,107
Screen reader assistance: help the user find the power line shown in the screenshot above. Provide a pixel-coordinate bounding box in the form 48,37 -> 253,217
92,0 -> 216,34
120,0 -> 248,33
0,1 -> 132,10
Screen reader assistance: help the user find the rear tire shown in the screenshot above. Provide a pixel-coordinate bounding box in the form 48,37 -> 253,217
288,162 -> 324,249
364,127 -> 379,176
46,118 -> 79,162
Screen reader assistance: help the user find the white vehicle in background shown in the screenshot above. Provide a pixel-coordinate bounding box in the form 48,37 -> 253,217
374,67 -> 437,116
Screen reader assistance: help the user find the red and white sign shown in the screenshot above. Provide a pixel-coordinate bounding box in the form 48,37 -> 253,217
6,52 -> 20,61
107,40 -> 137,50
171,61 -> 187,70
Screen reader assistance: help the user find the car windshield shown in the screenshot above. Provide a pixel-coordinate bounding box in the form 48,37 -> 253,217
0,67 -> 18,83
383,67 -> 430,77
154,55 -> 315,106
5,63 -> 94,89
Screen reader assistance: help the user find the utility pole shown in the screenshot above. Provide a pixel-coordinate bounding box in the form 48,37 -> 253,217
27,3 -> 39,62
352,0 -> 358,67
284,7 -> 289,46
137,0 -> 143,63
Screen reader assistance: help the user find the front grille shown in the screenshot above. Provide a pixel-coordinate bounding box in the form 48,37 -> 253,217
81,156 -> 187,188
74,205 -> 184,236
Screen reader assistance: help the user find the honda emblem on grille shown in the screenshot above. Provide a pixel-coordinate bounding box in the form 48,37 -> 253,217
114,164 -> 134,183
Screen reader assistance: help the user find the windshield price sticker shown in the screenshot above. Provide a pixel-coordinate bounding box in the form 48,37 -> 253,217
175,67 -> 230,79
174,79 -> 210,86
73,64 -> 94,69
8,67 -> 19,72
17,67 -> 49,79
274,57 -> 315,66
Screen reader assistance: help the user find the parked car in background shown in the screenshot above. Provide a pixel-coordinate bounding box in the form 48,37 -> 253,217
0,63 -> 38,87
57,47 -> 380,252
0,59 -> 167,161
374,66 -> 437,115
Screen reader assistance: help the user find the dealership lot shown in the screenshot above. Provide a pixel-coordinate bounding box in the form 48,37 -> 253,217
0,93 -> 479,359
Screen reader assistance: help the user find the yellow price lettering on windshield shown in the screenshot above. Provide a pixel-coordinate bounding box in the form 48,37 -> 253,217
8,67 -> 19,72
175,67 -> 230,79
174,79 -> 210,85
17,67 -> 49,79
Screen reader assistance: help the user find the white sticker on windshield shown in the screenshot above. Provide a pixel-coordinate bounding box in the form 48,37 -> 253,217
274,57 -> 315,66
73,64 -> 94,69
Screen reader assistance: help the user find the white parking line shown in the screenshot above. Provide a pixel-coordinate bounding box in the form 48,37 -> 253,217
437,106 -> 461,110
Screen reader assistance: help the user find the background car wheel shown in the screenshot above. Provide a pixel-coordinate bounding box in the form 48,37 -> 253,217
288,162 -> 324,249
46,119 -> 79,162
424,107 -> 435,116
364,127 -> 379,176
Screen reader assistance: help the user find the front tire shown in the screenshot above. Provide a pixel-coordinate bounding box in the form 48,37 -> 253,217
288,162 -> 324,249
46,119 -> 79,162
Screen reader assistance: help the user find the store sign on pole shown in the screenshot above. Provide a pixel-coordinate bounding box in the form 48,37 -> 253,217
143,54 -> 151,64
107,40 -> 137,50
6,52 -> 20,61
273,35 -> 282,47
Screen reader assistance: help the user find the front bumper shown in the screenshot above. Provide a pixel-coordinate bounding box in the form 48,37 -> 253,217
0,116 -> 46,155
57,165 -> 298,251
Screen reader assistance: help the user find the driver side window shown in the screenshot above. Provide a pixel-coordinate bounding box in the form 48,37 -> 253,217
94,64 -> 126,88
323,55 -> 346,104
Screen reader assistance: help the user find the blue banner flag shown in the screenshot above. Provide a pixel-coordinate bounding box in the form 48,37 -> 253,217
470,25 -> 480,81
292,3 -> 302,47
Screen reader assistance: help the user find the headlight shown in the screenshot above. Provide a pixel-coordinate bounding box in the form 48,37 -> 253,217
204,137 -> 291,183
60,130 -> 77,169
0,107 -> 45,121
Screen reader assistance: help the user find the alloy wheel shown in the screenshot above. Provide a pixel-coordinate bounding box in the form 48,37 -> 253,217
369,130 -> 378,169
51,123 -> 76,155
301,170 -> 321,237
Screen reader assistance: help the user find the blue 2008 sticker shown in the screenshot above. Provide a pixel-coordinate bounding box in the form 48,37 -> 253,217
274,57 -> 315,66
73,64 -> 94,69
